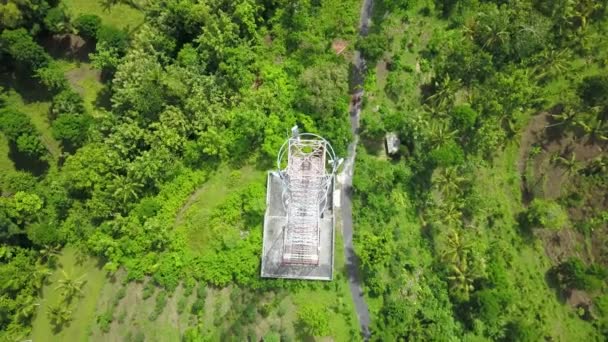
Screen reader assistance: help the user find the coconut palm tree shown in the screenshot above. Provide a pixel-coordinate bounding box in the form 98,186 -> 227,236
39,244 -> 61,264
32,265 -> 53,292
546,108 -> 578,128
578,118 -> 608,144
47,303 -> 73,329
428,121 -> 458,148
16,295 -> 40,322
439,229 -> 471,265
555,152 -> 581,176
55,270 -> 86,302
433,166 -> 466,199
446,250 -> 478,302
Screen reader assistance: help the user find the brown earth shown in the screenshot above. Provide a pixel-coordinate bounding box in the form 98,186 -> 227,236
331,39 -> 348,55
518,110 -> 608,307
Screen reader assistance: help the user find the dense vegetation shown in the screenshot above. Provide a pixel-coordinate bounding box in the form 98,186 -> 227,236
0,0 -> 359,340
353,0 -> 608,340
1,0 -> 608,340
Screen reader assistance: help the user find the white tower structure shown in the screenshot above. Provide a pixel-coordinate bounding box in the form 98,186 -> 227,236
261,128 -> 338,280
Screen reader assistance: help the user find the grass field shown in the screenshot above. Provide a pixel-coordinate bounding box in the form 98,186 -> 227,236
61,0 -> 144,30
30,246 -> 108,341
175,165 -> 267,251
4,90 -> 61,159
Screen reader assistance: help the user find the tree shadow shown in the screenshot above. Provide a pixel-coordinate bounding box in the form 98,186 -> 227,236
0,69 -> 53,103
8,142 -> 50,176
545,267 -> 568,304
95,84 -> 113,110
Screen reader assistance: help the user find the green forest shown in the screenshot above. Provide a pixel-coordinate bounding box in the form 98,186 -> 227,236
0,0 -> 607,341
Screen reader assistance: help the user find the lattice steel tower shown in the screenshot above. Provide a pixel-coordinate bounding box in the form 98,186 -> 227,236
276,128 -> 338,265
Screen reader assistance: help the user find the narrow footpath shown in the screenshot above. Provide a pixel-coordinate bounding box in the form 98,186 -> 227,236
339,0 -> 374,339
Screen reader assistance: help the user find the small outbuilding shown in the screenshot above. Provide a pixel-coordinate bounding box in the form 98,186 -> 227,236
385,132 -> 400,155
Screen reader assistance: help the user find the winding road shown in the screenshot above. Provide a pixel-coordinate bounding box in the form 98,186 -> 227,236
339,0 -> 374,339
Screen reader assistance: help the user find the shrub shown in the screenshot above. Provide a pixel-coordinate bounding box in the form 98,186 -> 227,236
0,108 -> 33,140
16,133 -> 45,157
526,199 -> 569,229
74,14 -> 102,39
96,25 -> 129,53
430,141 -> 465,167
356,33 -> 389,64
142,281 -> 155,299
557,258 -> 607,291
36,62 -> 68,92
191,298 -> 205,315
51,89 -> 85,119
43,7 -> 70,33
451,104 -> 478,130
297,305 -> 330,337
0,28 -> 50,70
52,113 -> 90,147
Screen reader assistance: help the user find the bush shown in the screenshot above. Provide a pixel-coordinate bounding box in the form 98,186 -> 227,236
36,62 -> 68,92
0,108 -> 33,140
578,75 -> 608,108
0,29 -> 50,70
51,89 -> 85,119
191,298 -> 205,315
74,14 -> 102,39
16,133 -> 45,157
142,281 -> 155,299
177,297 -> 186,314
96,25 -> 129,53
557,258 -> 607,291
430,141 -> 464,167
451,104 -> 478,130
43,7 -> 70,33
97,310 -> 113,333
526,199 -> 569,230
356,33 -> 389,64
52,113 -> 90,147
297,305 -> 330,337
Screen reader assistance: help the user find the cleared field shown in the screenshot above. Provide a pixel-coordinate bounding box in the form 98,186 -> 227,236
61,0 -> 144,30
30,246 -> 108,341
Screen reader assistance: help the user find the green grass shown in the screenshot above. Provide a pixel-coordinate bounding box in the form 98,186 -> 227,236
57,60 -> 105,117
175,165 -> 267,252
30,246 -> 108,341
62,0 -> 144,30
475,142 -> 598,340
5,90 -> 61,159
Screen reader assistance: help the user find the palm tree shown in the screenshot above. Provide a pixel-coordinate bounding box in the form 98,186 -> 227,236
578,118 -> 608,144
555,152 -> 580,176
585,156 -> 607,175
535,49 -> 571,81
427,74 -> 462,110
33,265 -> 53,292
546,108 -> 577,128
111,174 -> 144,204
428,121 -> 458,148
16,296 -> 40,322
39,244 -> 61,264
447,255 -> 476,302
47,303 -> 73,329
439,229 -> 471,265
55,270 -> 86,302
433,167 -> 466,199
438,202 -> 463,227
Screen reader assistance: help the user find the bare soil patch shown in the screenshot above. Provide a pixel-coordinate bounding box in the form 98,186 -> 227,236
332,39 -> 348,55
